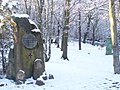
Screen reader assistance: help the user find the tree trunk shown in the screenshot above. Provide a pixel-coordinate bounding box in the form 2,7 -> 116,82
36,0 -> 44,32
48,0 -> 54,59
61,33 -> 64,51
61,0 -> 70,60
57,22 -> 60,48
62,32 -> 69,60
78,9 -> 81,50
109,0 -> 120,74
45,0 -> 54,62
92,20 -> 97,45
24,0 -> 29,14
83,32 -> 88,43
83,14 -> 91,43
92,28 -> 95,45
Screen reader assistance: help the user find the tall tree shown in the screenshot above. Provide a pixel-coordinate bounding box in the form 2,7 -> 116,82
83,12 -> 92,43
91,18 -> 99,45
78,8 -> 81,50
36,0 -> 44,32
61,0 -> 70,60
109,0 -> 120,74
47,0 -> 54,61
24,0 -> 29,14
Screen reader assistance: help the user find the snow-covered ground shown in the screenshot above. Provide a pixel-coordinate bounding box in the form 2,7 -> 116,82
0,41 -> 120,90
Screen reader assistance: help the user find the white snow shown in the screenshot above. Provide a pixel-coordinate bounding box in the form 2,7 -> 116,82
0,41 -> 120,90
28,19 -> 41,33
12,14 -> 29,19
19,70 -> 25,74
34,59 -> 42,62
28,19 -> 38,28
0,23 -> 4,28
2,0 -> 9,6
31,29 -> 41,33
0,16 -> 3,20
37,76 -> 44,81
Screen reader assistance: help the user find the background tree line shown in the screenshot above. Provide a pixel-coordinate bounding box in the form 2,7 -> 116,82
1,0 -> 109,61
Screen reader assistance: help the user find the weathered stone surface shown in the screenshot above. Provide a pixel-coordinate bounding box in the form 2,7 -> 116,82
35,80 -> 45,86
6,48 -> 15,80
49,74 -> 54,80
16,80 -> 23,85
42,76 -> 47,80
33,59 -> 44,80
0,84 -> 4,87
26,82 -> 33,85
12,17 -> 31,33
41,72 -> 47,80
16,70 -> 25,84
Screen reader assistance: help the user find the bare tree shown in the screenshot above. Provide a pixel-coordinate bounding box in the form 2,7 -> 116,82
61,0 -> 70,60
78,8 -> 81,50
47,0 -> 54,62
83,12 -> 92,43
24,0 -> 29,14
109,0 -> 120,74
91,17 -> 99,45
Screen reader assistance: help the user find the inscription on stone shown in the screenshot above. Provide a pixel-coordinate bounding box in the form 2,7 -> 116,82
22,34 -> 37,49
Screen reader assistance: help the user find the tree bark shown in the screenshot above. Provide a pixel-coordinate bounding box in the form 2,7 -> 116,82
62,32 -> 69,60
61,0 -> 70,60
24,0 -> 29,14
109,0 -> 120,74
56,21 -> 60,48
83,14 -> 91,43
91,19 -> 99,45
78,9 -> 81,50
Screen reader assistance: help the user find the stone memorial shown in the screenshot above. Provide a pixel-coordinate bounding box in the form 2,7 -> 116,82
6,14 -> 45,80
